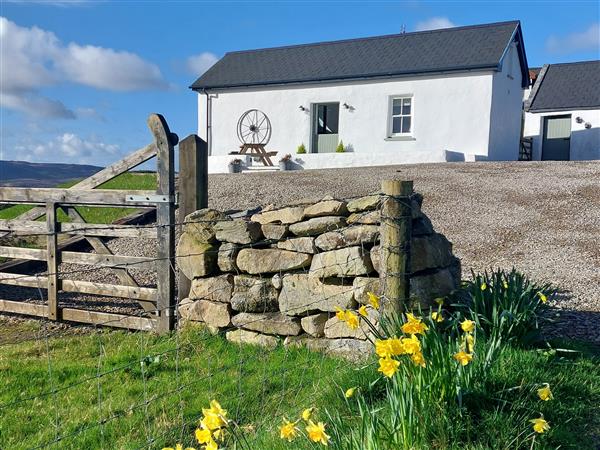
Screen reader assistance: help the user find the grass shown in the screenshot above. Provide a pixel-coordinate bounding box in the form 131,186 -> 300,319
0,321 -> 364,449
0,172 -> 157,225
0,318 -> 598,449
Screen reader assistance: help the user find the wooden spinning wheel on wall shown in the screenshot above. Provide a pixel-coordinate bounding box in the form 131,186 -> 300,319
232,109 -> 276,166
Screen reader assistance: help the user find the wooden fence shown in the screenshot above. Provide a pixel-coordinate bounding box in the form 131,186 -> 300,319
0,114 -> 207,333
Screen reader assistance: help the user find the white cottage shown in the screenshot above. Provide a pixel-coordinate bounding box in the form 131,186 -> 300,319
191,21 -> 529,173
523,60 -> 600,161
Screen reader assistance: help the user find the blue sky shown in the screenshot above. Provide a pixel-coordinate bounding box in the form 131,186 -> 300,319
1,0 -> 599,167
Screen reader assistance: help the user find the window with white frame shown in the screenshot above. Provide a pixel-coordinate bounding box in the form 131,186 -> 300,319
389,96 -> 413,137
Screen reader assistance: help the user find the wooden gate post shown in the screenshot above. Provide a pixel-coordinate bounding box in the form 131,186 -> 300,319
178,135 -> 208,301
149,114 -> 178,333
46,202 -> 59,320
380,180 -> 413,316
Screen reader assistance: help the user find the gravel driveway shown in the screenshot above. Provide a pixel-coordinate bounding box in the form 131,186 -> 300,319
208,161 -> 600,344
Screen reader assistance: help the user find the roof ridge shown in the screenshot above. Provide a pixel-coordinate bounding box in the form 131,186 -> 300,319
547,60 -> 600,67
223,20 -> 520,56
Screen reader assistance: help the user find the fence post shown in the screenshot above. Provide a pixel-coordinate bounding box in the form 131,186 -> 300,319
380,180 -> 413,316
177,135 -> 208,301
149,113 -> 177,333
46,202 -> 59,320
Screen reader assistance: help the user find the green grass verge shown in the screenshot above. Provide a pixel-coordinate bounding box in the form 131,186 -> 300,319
0,172 -> 157,225
0,319 -> 598,449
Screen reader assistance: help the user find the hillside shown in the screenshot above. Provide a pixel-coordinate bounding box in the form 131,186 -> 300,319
0,160 -> 103,187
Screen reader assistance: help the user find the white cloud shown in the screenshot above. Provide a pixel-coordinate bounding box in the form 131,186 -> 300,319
0,16 -> 168,118
14,132 -> 120,163
415,17 -> 457,32
186,52 -> 219,76
546,23 -> 600,54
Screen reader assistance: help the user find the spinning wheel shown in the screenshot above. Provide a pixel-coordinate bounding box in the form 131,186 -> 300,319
232,110 -> 276,167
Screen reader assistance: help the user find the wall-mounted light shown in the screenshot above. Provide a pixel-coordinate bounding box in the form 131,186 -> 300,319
342,103 -> 351,109
576,117 -> 584,124
299,105 -> 307,111
585,122 -> 592,129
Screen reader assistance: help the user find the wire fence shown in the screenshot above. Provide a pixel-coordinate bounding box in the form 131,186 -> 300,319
0,192 -> 418,449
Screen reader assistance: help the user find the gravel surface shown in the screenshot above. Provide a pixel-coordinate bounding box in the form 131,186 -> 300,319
2,161 -> 599,344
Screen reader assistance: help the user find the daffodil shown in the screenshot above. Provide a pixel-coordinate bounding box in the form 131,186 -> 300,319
401,314 -> 428,335
358,305 -> 368,317
302,407 -> 314,421
466,333 -> 475,353
163,445 -> 196,450
345,311 -> 360,330
453,351 -> 473,366
529,417 -> 550,434
537,292 -> 548,303
367,291 -> 380,309
344,387 -> 356,398
502,281 -> 509,289
200,412 -> 226,432
335,307 -> 347,321
481,282 -> 487,291
434,297 -> 444,306
401,335 -> 421,355
306,420 -> 331,446
411,351 -> 426,368
378,357 -> 400,378
460,319 -> 475,333
431,311 -> 444,322
537,385 -> 553,401
205,440 -> 218,450
195,428 -> 212,444
279,418 -> 299,442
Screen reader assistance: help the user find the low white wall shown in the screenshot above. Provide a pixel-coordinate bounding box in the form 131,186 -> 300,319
523,109 -> 600,160
199,71 -> 496,166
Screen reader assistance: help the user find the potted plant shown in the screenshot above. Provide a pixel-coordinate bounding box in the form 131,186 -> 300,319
228,158 -> 243,173
279,154 -> 292,171
336,140 -> 345,153
297,143 -> 306,154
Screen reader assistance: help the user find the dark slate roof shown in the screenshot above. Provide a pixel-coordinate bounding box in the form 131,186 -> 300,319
191,21 -> 528,90
526,61 -> 600,112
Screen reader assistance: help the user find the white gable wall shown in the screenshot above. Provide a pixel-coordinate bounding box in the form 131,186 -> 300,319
488,42 -> 524,160
198,71 -> 497,172
523,109 -> 600,160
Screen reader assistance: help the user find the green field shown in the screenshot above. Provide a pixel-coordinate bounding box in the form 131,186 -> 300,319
0,318 -> 598,449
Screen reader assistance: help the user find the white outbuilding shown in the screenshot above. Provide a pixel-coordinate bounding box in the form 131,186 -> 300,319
191,21 -> 530,173
523,60 -> 600,161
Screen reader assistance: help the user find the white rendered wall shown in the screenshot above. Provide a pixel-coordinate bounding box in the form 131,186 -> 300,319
523,109 -> 600,160
198,71 -> 496,169
488,43 -> 525,160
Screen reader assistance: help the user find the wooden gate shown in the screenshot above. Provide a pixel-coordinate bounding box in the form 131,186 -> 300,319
0,114 -> 177,333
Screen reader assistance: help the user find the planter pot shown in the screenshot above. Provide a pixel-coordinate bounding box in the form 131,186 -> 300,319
279,161 -> 290,171
228,163 -> 242,174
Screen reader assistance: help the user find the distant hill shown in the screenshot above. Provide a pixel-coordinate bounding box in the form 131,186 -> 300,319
0,160 -> 104,187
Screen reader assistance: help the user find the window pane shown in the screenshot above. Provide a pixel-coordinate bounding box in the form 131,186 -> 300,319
392,99 -> 402,115
392,117 -> 402,133
402,99 -> 411,115
401,116 -> 411,133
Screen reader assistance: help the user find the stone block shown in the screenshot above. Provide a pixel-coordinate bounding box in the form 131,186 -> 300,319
230,275 -> 279,312
176,232 -> 217,279
347,210 -> 380,225
315,225 -> 379,251
236,248 -> 312,274
411,268 -> 458,305
231,312 -> 302,336
284,336 -> 372,362
262,223 -> 289,240
289,216 -> 346,236
214,219 -> 263,244
225,329 -> 278,349
217,242 -> 239,272
279,274 -> 356,315
182,209 -> 228,243
412,233 -> 453,273
189,274 -> 233,303
251,206 -> 305,225
178,298 -> 231,328
310,246 -> 373,278
352,277 -> 381,305
277,237 -> 318,254
304,199 -> 348,218
300,313 -> 330,338
346,195 -> 380,212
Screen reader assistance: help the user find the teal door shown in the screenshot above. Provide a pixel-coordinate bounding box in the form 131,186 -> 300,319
311,103 -> 339,153
542,115 -> 571,161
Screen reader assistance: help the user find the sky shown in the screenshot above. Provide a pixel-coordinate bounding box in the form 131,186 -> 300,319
1,0 -> 599,168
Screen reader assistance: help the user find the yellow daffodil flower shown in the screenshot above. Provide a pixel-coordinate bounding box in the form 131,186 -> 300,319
530,417 -> 550,434
502,281 -> 509,289
306,420 -> 331,446
195,428 -> 213,444
367,291 -> 380,309
163,445 -> 195,450
460,319 -> 475,333
537,385 -> 553,401
279,418 -> 299,442
481,282 -> 487,291
453,351 -> 473,366
376,338 -> 405,358
345,311 -> 360,330
401,335 -> 421,355
537,292 -> 548,303
345,387 -> 356,398
431,311 -> 444,322
411,351 -> 426,368
207,400 -> 226,417
358,305 -> 368,317
335,307 -> 346,321
378,357 -> 400,378
201,412 -> 226,432
302,407 -> 314,421
466,333 -> 475,353
401,314 -> 429,335
205,440 -> 218,450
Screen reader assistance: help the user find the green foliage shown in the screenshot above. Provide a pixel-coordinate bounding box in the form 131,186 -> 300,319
453,268 -> 554,346
296,143 -> 307,154
336,141 -> 345,153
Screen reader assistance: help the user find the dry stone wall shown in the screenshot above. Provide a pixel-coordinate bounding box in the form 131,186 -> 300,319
177,192 -> 460,360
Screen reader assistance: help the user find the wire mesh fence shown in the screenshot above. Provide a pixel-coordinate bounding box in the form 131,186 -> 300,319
0,187 -> 436,449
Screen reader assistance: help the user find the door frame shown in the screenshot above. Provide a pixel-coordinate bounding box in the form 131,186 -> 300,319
310,102 -> 340,153
541,114 -> 571,161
